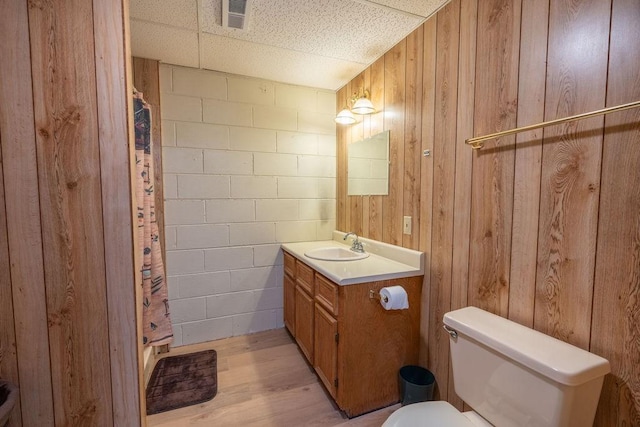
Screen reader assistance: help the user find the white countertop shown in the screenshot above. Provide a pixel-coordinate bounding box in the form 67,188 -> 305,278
281,233 -> 424,285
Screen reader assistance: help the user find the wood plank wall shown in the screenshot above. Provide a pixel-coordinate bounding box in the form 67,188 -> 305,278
335,0 -> 640,424
0,1 -> 143,425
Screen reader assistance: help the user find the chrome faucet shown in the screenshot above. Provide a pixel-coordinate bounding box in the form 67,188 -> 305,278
343,232 -> 365,253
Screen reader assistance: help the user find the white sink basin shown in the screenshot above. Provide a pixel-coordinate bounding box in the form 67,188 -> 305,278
304,247 -> 369,261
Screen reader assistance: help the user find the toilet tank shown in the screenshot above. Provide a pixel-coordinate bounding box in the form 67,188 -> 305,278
443,307 -> 610,427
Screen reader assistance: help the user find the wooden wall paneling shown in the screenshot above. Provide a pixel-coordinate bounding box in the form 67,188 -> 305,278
344,81 -> 353,233
591,0 -> 640,424
336,87 -> 348,232
0,1 -> 55,424
449,0 -> 475,409
349,73 -> 365,236
534,0 -> 610,349
95,1 -> 143,424
468,0 -> 521,316
402,26 -> 424,251
427,1 -> 460,400
382,40 -> 406,246
361,68 -> 372,238
0,142 -> 22,427
29,0 -> 114,424
368,57 -> 386,241
132,57 -> 166,262
418,18 -> 437,368
508,0 -> 548,328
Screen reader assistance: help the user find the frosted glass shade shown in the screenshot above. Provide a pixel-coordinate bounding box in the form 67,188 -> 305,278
351,97 -> 375,114
335,108 -> 356,124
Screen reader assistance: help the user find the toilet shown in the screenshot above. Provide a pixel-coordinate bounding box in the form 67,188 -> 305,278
383,306 -> 610,427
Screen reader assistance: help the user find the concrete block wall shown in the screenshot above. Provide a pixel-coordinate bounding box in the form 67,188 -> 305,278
160,65 -> 336,346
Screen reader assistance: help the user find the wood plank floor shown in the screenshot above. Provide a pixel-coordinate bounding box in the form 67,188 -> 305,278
147,328 -> 399,426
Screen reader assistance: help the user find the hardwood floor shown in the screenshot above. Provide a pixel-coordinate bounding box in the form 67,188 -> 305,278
146,328 -> 399,426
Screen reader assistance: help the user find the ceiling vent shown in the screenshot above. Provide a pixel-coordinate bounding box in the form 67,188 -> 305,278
222,0 -> 252,31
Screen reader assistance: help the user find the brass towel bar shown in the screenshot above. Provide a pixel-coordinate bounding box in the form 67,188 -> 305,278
465,100 -> 640,150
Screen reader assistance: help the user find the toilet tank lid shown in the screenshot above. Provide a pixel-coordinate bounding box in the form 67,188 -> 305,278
443,307 -> 610,386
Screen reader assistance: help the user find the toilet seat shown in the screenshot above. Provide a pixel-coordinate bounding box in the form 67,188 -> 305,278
382,401 -> 484,427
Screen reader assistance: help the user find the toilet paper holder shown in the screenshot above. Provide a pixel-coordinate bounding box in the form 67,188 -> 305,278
369,289 -> 389,303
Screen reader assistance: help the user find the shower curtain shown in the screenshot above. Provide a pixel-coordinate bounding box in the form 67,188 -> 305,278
134,92 -> 173,347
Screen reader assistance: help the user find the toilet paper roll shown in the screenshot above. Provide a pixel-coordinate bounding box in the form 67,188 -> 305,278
379,286 -> 409,310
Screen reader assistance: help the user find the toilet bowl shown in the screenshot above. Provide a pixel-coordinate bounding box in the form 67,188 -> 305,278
383,307 -> 610,427
383,401 -> 491,427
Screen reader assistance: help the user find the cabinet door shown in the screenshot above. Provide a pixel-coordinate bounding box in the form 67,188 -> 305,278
314,303 -> 338,398
284,274 -> 296,336
295,286 -> 314,363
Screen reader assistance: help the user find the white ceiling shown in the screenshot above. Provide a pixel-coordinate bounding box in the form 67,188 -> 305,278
129,0 -> 449,91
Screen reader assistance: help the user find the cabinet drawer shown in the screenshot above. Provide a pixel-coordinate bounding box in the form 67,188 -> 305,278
284,251 -> 296,278
315,274 -> 338,316
296,261 -> 314,295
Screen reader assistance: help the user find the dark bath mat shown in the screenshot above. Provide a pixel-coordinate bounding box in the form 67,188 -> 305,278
146,349 -> 217,415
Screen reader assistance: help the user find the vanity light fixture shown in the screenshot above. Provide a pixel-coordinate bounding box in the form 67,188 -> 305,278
335,89 -> 376,124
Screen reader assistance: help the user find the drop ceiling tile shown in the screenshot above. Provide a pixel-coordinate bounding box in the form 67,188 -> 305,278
365,0 -> 450,18
130,0 -> 199,30
130,20 -> 200,68
200,33 -> 365,90
200,0 -> 423,64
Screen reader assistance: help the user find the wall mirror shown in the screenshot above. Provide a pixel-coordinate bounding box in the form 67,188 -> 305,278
347,130 -> 390,196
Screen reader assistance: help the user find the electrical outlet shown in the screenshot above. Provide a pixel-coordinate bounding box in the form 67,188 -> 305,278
403,216 -> 412,235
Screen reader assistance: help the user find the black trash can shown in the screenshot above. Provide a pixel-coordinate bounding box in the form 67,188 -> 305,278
398,365 -> 435,406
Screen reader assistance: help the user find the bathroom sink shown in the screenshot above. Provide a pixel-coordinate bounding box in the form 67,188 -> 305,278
304,247 -> 369,261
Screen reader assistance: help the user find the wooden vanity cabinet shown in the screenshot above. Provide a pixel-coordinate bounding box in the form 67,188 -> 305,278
294,260 -> 315,363
282,249 -> 422,418
283,252 -> 296,335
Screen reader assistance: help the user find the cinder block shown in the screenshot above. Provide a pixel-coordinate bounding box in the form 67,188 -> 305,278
254,152 -> 297,176
277,177 -> 318,198
253,244 -> 284,267
299,199 -> 336,220
231,310 -> 277,336
318,177 -> 337,198
276,131 -> 318,154
175,224 -> 229,249
181,317 -> 232,345
162,147 -> 203,174
173,67 -> 227,100
177,271 -> 231,298
297,155 -> 336,177
203,99 -> 252,127
204,247 -> 254,272
275,221 -> 317,243
163,174 -> 178,199
204,150 -> 253,175
162,120 -> 177,146
230,127 -> 277,152
170,297 -> 206,323
205,290 -> 255,317
177,175 -> 230,199
161,94 -> 202,122
228,77 -> 275,105
165,199 -> 206,225
318,134 -> 337,156
166,250 -> 205,275
230,176 -> 277,198
255,199 -> 299,221
229,223 -> 276,246
159,64 -> 173,92
298,110 -> 335,135
176,122 -> 229,149
206,199 -> 255,223
230,266 -> 279,291
254,105 -> 297,131
275,85 -> 315,111
317,90 -> 337,114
